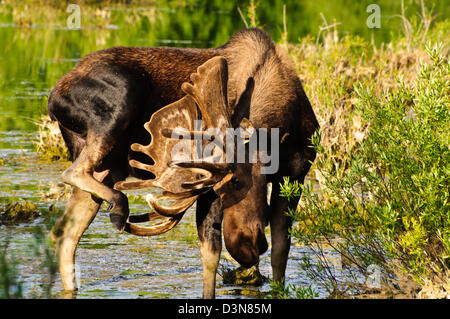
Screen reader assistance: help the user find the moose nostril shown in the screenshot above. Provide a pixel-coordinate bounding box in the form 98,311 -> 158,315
234,244 -> 259,268
224,232 -> 260,268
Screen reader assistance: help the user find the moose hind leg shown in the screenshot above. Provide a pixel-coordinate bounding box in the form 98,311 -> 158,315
50,186 -> 102,296
61,135 -> 129,232
196,191 -> 223,299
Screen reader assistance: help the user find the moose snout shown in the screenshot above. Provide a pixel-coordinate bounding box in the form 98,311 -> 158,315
223,223 -> 268,268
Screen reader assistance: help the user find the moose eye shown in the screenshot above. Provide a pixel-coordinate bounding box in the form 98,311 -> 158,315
231,177 -> 240,189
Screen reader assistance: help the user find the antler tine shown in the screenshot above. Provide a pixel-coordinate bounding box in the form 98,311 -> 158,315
124,215 -> 183,237
122,194 -> 195,236
121,194 -> 195,236
115,178 -> 156,191
169,160 -> 229,175
161,128 -> 216,141
145,193 -> 198,217
128,211 -> 164,223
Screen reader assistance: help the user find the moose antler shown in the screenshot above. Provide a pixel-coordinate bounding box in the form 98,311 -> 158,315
115,56 -> 233,236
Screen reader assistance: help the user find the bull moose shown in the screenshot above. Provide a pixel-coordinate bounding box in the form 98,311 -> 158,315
48,28 -> 319,298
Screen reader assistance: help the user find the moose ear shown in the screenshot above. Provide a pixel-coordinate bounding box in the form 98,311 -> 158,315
239,117 -> 254,130
239,117 -> 255,143
230,77 -> 254,128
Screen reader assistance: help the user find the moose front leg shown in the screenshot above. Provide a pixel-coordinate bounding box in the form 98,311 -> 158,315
269,145 -> 315,283
196,191 -> 223,299
61,137 -> 129,232
269,180 -> 298,283
50,186 -> 102,297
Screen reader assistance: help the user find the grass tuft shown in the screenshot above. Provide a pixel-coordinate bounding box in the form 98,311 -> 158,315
34,115 -> 70,161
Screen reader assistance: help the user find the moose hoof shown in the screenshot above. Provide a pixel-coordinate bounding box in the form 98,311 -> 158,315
109,192 -> 129,232
61,289 -> 78,299
110,212 -> 128,233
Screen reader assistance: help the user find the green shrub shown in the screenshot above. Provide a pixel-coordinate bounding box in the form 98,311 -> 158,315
268,279 -> 319,299
283,43 -> 449,297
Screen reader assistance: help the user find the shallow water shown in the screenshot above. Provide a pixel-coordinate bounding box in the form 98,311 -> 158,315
0,96 -> 349,294
0,131 -> 349,299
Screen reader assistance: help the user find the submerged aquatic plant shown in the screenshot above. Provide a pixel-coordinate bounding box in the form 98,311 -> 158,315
0,199 -> 39,225
221,265 -> 268,286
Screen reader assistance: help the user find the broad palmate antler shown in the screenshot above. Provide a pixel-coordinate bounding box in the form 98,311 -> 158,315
115,56 -> 234,236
